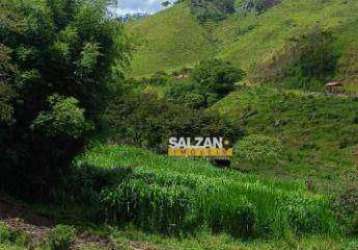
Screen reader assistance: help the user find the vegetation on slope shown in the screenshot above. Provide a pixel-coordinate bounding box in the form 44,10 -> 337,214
70,144 -> 339,238
127,0 -> 358,91
126,3 -> 216,77
1,0 -> 357,249
213,86 -> 358,193
0,0 -> 129,199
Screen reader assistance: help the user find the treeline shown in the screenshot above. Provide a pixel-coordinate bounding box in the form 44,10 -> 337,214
104,59 -> 245,152
253,25 -> 338,90
189,0 -> 280,22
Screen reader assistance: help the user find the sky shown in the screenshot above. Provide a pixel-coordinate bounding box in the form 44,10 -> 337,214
113,0 -> 165,16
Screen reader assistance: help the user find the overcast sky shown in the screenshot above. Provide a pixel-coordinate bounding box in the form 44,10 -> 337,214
113,0 -> 165,15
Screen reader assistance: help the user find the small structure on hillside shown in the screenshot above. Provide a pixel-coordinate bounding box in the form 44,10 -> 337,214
325,81 -> 344,94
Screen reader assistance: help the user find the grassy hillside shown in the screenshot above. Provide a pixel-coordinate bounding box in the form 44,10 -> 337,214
126,3 -> 216,77
127,0 -> 358,89
212,86 -> 358,193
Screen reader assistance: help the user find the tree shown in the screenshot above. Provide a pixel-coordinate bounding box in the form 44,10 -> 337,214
239,0 -> 280,14
190,0 -> 236,22
192,59 -> 245,105
161,1 -> 172,7
0,0 -> 129,198
104,90 -> 243,153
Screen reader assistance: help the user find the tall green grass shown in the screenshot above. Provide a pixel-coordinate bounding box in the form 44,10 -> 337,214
73,144 -> 339,238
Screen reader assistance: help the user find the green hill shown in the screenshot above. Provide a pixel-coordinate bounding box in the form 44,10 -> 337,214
212,86 -> 358,193
125,3 -> 216,77
126,0 -> 358,90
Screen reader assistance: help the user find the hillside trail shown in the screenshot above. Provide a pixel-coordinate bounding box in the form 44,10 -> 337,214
0,194 -> 117,250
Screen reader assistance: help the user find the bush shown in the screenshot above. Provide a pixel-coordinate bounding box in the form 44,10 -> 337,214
165,83 -> 206,109
238,0 -> 280,14
0,222 -> 11,244
233,134 -> 284,166
0,222 -> 28,247
142,71 -> 170,85
48,225 -> 76,250
333,187 -> 358,235
190,0 -> 236,22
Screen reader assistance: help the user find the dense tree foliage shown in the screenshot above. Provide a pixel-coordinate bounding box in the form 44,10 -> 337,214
0,0 -> 129,198
254,26 -> 337,90
190,0 -> 236,22
165,60 -> 244,108
286,27 -> 337,89
237,0 -> 280,14
191,59 -> 245,105
105,90 -> 243,152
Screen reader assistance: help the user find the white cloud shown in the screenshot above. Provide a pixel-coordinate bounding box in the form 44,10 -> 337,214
113,0 -> 165,15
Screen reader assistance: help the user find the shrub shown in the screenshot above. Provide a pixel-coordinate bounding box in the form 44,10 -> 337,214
238,0 -> 280,14
182,92 -> 206,109
143,71 -> 170,85
0,222 -> 28,247
55,163 -> 134,218
333,187 -> 358,235
233,134 -> 284,166
0,82 -> 15,124
48,225 -> 76,250
0,222 -> 11,244
165,82 -> 207,109
190,0 -> 236,22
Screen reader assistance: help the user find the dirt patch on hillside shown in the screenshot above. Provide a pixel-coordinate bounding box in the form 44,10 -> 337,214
0,194 -> 117,250
0,195 -> 54,227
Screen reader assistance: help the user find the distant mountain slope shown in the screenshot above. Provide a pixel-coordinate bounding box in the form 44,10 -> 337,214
125,3 -> 216,77
126,0 -> 358,86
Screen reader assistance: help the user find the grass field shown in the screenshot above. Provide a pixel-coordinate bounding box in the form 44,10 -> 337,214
73,143 -> 339,238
